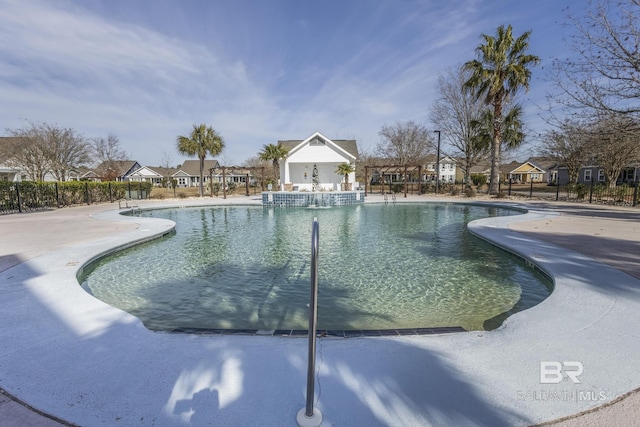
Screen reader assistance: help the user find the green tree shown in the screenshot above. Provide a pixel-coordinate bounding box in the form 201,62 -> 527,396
464,24 -> 539,194
430,66 -> 490,188
335,162 -> 355,190
471,104 -> 525,154
259,142 -> 289,184
177,124 -> 225,197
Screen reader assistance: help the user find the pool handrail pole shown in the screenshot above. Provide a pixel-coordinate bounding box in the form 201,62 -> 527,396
297,218 -> 323,427
306,218 -> 319,416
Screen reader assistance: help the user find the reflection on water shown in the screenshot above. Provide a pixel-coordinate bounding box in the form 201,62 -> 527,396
80,203 -> 551,331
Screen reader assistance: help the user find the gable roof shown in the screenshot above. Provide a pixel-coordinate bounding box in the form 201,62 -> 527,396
526,156 -> 558,170
129,166 -> 179,178
424,154 -> 457,164
94,160 -> 140,178
147,166 -> 179,177
498,161 -> 521,174
178,159 -> 220,176
278,132 -> 359,160
510,161 -> 546,174
469,164 -> 491,174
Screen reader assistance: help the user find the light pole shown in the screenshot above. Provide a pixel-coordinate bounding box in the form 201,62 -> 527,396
434,130 -> 441,194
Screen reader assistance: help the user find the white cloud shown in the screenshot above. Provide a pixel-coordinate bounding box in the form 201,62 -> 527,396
0,0 -> 571,165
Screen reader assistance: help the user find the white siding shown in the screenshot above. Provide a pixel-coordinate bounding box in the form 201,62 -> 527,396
287,144 -> 348,163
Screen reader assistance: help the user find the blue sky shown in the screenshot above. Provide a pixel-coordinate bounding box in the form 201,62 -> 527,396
1,0 -> 577,166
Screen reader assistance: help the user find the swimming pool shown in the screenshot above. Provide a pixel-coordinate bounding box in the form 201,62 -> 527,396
80,203 -> 552,332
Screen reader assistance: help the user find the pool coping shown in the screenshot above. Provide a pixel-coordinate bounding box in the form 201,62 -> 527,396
2,195 -> 640,426
164,327 -> 467,337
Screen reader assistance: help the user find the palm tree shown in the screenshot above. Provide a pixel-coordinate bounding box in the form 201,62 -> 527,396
335,162 -> 355,190
177,124 -> 224,197
463,24 -> 539,194
259,142 -> 289,185
471,104 -> 525,153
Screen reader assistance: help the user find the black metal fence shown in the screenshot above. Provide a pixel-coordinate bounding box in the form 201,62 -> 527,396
505,179 -> 639,207
367,181 -> 462,195
0,181 -> 152,215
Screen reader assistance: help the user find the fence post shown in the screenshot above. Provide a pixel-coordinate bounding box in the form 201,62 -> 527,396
589,177 -> 594,203
529,179 -> 533,198
16,182 -> 22,213
556,180 -> 560,201
633,177 -> 639,207
508,180 -> 512,196
403,165 -> 408,198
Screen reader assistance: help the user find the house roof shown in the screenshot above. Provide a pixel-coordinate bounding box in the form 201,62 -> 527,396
500,160 -> 546,174
424,154 -> 457,164
80,170 -> 100,179
278,132 -> 359,159
469,163 -> 491,174
146,166 -> 179,177
94,160 -> 140,178
498,161 -> 522,174
525,156 -> 558,170
177,159 -> 220,176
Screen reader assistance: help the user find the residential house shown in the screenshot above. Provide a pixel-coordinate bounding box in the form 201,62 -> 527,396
0,137 -> 22,182
172,160 -> 220,188
576,164 -> 639,185
469,163 -> 491,181
92,160 -> 141,182
499,160 -> 547,184
0,164 -> 22,182
79,169 -> 102,182
424,154 -> 458,183
0,137 -> 62,182
212,166 -> 258,186
278,132 -> 359,191
129,166 -> 178,186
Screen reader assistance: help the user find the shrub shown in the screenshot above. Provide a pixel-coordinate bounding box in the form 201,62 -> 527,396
227,182 -> 237,195
471,174 -> 488,187
464,187 -> 476,198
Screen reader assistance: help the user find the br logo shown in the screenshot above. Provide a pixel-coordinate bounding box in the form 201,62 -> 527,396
540,361 -> 584,384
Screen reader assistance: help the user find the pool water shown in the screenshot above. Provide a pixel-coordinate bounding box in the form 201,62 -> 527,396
80,203 -> 552,332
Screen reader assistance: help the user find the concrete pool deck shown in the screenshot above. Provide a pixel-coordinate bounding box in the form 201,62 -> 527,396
1,195 -> 639,426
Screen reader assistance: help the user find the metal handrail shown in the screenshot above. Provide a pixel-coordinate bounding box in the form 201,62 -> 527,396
305,218 -> 320,417
297,218 -> 323,426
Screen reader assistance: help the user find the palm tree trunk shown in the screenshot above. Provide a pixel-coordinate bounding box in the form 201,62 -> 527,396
198,156 -> 205,197
489,136 -> 500,194
273,159 -> 280,187
489,100 -> 503,195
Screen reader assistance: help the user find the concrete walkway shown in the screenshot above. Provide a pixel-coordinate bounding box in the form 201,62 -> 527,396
1,195 -> 639,426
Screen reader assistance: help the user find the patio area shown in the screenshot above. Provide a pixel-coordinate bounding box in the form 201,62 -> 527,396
1,196 -> 639,426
